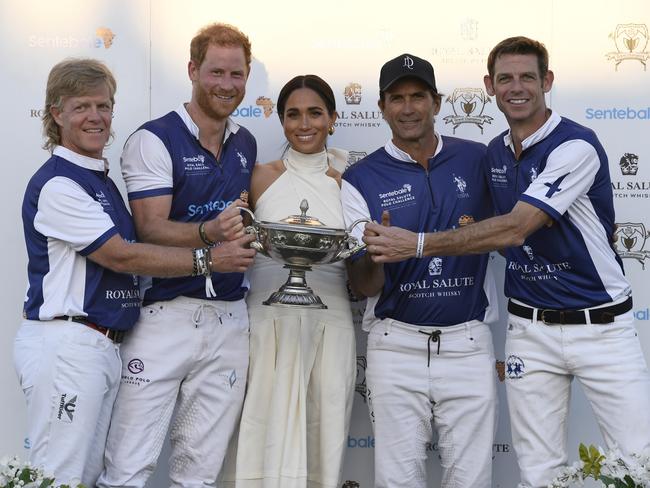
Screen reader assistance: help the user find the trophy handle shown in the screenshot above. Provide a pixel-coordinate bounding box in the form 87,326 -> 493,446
237,206 -> 256,221
337,218 -> 371,259
346,217 -> 371,233
237,206 -> 266,254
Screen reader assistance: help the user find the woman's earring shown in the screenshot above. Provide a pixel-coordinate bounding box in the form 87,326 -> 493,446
328,126 -> 335,136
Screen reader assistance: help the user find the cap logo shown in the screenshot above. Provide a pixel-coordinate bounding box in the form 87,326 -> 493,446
403,55 -> 414,70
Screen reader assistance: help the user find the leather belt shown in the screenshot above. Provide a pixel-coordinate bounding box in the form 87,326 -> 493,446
57,315 -> 125,343
507,297 -> 633,325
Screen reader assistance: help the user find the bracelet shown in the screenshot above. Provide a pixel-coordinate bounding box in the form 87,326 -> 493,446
191,249 -> 199,276
206,247 -> 213,273
415,232 -> 425,259
198,222 -> 216,247
192,248 -> 212,277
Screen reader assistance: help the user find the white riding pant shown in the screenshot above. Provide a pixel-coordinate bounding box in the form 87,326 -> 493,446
13,319 -> 121,487
366,318 -> 497,488
505,309 -> 650,488
97,296 -> 249,488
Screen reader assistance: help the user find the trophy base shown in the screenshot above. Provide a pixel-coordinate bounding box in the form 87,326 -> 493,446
262,265 -> 328,309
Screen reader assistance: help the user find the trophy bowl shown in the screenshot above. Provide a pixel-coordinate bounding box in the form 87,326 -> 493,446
240,199 -> 368,309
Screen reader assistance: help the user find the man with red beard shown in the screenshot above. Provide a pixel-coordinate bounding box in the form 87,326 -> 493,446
97,23 -> 257,488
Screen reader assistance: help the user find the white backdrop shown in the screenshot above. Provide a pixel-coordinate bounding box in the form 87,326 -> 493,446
1,1 -> 649,487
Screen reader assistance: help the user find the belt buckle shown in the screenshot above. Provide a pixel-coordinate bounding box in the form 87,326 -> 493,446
540,309 -> 564,325
109,329 -> 125,344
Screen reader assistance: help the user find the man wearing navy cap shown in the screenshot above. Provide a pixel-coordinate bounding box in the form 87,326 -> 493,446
341,53 -> 498,488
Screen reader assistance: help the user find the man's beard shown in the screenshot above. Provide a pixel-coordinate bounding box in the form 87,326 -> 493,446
195,84 -> 242,121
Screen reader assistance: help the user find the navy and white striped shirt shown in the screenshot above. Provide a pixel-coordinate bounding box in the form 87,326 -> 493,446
485,111 -> 630,309
342,136 -> 496,327
22,146 -> 140,331
122,105 -> 257,304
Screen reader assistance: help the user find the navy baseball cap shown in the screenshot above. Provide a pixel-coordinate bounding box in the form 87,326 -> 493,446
379,53 -> 437,93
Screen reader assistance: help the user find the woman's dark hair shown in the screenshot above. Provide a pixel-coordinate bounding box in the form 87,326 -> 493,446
276,74 -> 336,122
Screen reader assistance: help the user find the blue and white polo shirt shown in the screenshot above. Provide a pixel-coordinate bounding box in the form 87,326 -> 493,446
342,135 -> 496,327
485,111 -> 630,309
22,146 -> 141,331
121,104 -> 257,304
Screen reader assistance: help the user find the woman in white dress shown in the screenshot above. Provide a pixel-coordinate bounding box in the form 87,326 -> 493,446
232,75 -> 356,488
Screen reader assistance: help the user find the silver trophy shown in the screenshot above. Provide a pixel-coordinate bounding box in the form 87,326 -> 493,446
240,199 -> 368,308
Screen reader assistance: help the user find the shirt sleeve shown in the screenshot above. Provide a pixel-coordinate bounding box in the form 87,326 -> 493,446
34,177 -> 118,255
520,139 -> 599,220
121,129 -> 174,200
341,180 -> 371,261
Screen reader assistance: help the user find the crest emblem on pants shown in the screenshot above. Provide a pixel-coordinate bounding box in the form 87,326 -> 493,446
506,355 -> 525,379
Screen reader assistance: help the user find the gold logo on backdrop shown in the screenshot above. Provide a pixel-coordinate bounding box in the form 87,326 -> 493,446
344,83 -> 362,105
255,96 -> 275,118
95,27 -> 115,49
443,88 -> 493,134
606,23 -> 650,71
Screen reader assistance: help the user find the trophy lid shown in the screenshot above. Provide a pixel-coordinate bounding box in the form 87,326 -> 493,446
279,199 -> 326,226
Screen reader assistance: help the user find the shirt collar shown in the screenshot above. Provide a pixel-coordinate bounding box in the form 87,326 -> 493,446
176,103 -> 239,141
502,111 -> 561,153
53,146 -> 108,172
384,131 -> 444,163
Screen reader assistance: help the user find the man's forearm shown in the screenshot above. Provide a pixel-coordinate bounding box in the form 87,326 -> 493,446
423,212 -> 525,256
135,216 -> 207,248
363,202 -> 551,263
347,253 -> 385,298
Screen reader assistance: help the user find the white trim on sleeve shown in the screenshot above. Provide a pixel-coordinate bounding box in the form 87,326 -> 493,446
34,176 -> 115,253
121,129 -> 174,195
523,139 -> 599,217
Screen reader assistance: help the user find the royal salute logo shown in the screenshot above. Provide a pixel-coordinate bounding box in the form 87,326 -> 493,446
344,83 -> 362,105
355,355 -> 367,401
607,24 -> 650,71
431,18 -> 486,65
620,153 -> 639,175
612,153 -> 650,199
428,257 -> 443,276
255,96 -> 274,118
614,222 -> 650,268
460,17 -> 479,41
443,88 -> 493,134
337,82 -> 380,128
522,245 -> 535,261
